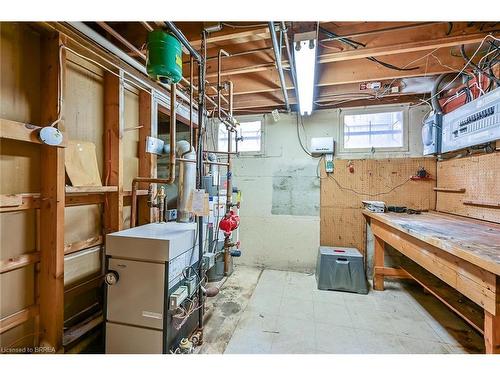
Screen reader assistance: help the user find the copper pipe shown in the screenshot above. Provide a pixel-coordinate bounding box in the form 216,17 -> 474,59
204,150 -> 238,155
130,177 -> 173,228
224,124 -> 233,276
217,49 -> 230,123
141,22 -> 154,32
97,22 -> 146,61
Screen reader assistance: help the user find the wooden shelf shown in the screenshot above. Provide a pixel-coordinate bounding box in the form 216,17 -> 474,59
0,304 -> 39,335
123,189 -> 149,196
65,186 -> 118,194
401,259 -> 484,334
463,200 -> 500,208
434,187 -> 466,193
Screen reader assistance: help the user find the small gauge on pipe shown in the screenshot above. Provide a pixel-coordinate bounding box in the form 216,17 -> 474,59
105,270 -> 120,285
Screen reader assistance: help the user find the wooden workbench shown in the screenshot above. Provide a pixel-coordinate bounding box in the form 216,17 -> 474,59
363,210 -> 500,354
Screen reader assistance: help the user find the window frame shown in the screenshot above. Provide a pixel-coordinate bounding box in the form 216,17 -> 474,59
339,105 -> 409,154
218,115 -> 265,156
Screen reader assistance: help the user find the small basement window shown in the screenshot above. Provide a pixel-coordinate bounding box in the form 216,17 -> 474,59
341,108 -> 407,152
218,120 -> 262,153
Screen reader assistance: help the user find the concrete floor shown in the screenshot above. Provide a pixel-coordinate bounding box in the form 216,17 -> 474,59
201,266 -> 484,354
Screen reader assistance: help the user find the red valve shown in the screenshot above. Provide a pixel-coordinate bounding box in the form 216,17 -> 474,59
219,210 -> 240,236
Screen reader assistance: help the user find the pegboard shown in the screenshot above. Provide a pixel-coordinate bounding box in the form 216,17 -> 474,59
320,157 -> 437,255
436,152 -> 500,223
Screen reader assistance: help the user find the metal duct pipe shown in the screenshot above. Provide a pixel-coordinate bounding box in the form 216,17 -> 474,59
164,21 -> 202,63
96,22 -> 146,61
174,140 -> 196,223
167,83 -> 177,185
281,22 -> 299,109
268,21 -> 290,112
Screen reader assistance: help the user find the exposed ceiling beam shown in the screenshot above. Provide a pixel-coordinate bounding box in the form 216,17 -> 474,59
196,30 -> 497,80
190,27 -> 270,48
318,31 -> 498,64
225,47 -> 466,96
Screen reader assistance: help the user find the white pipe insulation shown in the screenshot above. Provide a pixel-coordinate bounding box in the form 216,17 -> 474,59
165,140 -> 196,222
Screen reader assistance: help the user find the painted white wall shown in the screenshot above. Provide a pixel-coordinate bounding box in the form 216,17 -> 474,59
208,104 -> 429,272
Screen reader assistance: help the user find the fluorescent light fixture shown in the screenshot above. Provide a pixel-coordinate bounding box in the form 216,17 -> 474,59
294,38 -> 317,116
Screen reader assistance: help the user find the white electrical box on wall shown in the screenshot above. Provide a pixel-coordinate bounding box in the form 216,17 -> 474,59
310,137 -> 335,155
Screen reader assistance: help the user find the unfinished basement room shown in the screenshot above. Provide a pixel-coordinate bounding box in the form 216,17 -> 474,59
1,1 -> 500,372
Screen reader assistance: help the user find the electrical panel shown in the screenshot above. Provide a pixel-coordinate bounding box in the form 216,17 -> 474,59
441,87 -> 500,153
422,113 -> 442,156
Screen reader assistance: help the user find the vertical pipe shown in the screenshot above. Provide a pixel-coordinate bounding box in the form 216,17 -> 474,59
197,30 -> 207,331
168,83 -> 177,184
281,21 -> 299,108
189,56 -> 194,149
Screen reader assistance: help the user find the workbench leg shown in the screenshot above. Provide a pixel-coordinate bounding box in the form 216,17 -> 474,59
373,235 -> 385,291
484,311 -> 500,354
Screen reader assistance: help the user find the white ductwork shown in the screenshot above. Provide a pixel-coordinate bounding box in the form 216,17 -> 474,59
165,140 -> 196,222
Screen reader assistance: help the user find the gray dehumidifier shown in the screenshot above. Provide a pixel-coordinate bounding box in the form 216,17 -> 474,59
315,246 -> 368,294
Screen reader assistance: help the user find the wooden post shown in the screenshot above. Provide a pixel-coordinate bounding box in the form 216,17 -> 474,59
103,71 -> 124,233
138,90 -> 156,225
373,235 -> 385,291
484,276 -> 500,354
38,31 -> 65,352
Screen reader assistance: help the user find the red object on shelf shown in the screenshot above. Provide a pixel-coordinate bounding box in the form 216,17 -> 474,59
219,210 -> 240,236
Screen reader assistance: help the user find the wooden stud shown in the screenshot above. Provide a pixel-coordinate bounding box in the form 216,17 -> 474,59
373,235 -> 385,291
38,30 -> 66,352
138,90 -> 156,225
103,71 -> 124,233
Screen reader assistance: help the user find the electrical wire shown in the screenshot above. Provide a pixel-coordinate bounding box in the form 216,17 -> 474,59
409,34 -> 500,109
328,174 -> 413,197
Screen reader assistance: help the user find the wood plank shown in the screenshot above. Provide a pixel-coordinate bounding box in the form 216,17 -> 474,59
0,194 -> 41,212
400,259 -> 485,335
369,218 -> 498,314
463,200 -> 500,208
0,252 -> 40,274
65,194 -> 104,206
364,210 -> 500,276
484,311 -> 500,354
318,32 -> 494,64
0,193 -> 23,207
63,312 -> 104,347
374,266 -> 411,278
0,305 -> 39,335
434,187 -> 466,193
373,236 -> 385,291
103,71 -> 124,233
65,186 -> 118,194
138,90 -> 155,225
38,30 -> 65,351
64,236 -> 103,255
0,117 -> 67,148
